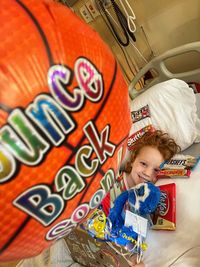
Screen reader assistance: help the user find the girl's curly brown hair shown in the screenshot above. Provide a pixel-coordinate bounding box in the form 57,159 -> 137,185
125,130 -> 181,173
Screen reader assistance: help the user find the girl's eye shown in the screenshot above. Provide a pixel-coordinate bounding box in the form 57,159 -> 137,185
140,162 -> 146,166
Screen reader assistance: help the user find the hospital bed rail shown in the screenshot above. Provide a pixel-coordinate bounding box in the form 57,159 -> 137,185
129,41 -> 200,100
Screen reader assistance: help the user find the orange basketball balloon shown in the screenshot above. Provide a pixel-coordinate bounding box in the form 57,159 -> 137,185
0,0 -> 131,262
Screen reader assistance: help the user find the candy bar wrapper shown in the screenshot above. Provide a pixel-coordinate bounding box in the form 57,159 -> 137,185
151,183 -> 176,230
157,169 -> 191,179
161,155 -> 199,170
127,125 -> 155,151
131,104 -> 151,123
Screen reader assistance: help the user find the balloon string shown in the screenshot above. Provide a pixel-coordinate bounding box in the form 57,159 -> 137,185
136,217 -> 143,264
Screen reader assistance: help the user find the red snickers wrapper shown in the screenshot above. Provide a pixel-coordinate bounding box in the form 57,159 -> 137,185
151,183 -> 176,230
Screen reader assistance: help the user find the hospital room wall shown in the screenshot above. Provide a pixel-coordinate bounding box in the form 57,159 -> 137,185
72,0 -> 200,83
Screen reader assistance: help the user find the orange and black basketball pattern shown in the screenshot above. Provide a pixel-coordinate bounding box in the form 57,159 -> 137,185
0,0 -> 131,262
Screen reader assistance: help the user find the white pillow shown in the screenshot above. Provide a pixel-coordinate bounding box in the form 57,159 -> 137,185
129,79 -> 200,151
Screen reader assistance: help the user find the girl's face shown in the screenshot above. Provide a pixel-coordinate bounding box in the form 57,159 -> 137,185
127,146 -> 164,188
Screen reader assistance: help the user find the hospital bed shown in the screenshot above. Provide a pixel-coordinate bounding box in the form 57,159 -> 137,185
128,41 -> 200,267
129,41 -> 200,157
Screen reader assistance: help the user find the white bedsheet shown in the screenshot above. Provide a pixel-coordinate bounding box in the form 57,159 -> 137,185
143,93 -> 200,267
144,159 -> 200,267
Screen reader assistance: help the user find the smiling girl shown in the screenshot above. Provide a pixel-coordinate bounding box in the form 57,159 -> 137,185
100,130 -> 180,267
124,130 -> 180,188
